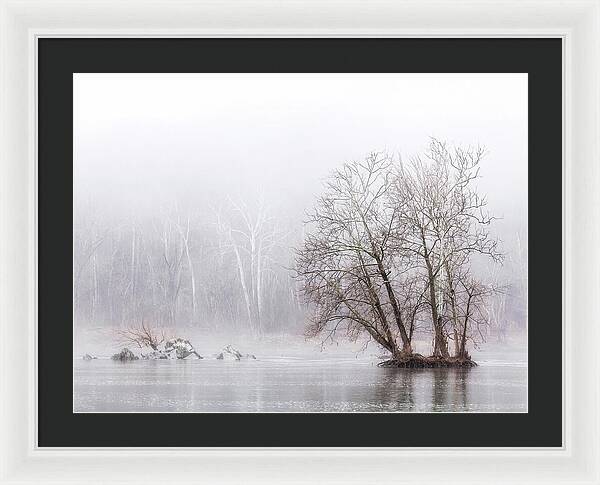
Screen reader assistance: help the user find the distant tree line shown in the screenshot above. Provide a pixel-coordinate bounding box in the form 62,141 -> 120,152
74,198 -> 303,336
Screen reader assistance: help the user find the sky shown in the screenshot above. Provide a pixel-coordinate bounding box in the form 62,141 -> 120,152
74,73 -> 527,233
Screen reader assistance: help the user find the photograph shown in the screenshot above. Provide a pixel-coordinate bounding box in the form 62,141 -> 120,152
73,72 -> 528,413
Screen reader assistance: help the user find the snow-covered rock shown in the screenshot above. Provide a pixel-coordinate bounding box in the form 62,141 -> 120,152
164,338 -> 203,359
215,345 -> 255,361
111,348 -> 138,361
216,344 -> 242,360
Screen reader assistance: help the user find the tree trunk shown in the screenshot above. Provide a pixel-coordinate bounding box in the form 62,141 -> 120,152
458,293 -> 473,359
421,232 -> 449,358
453,328 -> 460,356
424,258 -> 449,358
356,251 -> 400,356
444,262 -> 461,357
373,253 -> 412,355
232,238 -> 256,336
92,252 -> 98,322
130,223 -> 136,314
181,221 -> 196,322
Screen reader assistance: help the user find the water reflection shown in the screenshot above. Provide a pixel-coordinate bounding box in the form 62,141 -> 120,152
431,369 -> 449,410
431,368 -> 472,411
363,367 -> 474,412
454,369 -> 470,410
375,368 -> 416,411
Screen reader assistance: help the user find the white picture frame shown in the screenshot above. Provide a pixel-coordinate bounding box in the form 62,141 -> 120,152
0,0 -> 598,483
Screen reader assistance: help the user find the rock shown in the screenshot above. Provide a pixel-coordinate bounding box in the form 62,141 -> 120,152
82,354 -> 97,361
164,338 -> 203,359
141,350 -> 169,360
216,344 -> 242,361
111,348 -> 139,361
216,345 -> 255,361
182,352 -> 202,360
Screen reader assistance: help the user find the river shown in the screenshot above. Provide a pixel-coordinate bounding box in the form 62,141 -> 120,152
74,351 -> 526,413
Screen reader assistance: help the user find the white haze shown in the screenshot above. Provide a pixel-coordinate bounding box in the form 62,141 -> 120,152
74,73 -> 526,224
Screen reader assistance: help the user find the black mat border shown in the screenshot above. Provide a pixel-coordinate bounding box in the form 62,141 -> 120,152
38,38 -> 562,447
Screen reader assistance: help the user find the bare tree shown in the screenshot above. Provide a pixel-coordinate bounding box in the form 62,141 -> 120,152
296,140 -> 503,363
116,319 -> 167,351
73,216 -> 110,320
216,196 -> 282,337
510,227 -> 528,329
483,263 -> 509,342
153,211 -> 185,329
453,274 -> 496,359
295,153 -> 415,358
171,209 -> 198,324
391,139 -> 502,357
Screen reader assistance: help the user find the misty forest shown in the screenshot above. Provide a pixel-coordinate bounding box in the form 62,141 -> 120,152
74,74 -> 527,412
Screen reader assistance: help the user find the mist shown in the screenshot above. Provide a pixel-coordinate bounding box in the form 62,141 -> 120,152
73,73 -> 527,358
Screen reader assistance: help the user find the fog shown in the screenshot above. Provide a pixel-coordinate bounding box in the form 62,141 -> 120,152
73,73 -> 527,357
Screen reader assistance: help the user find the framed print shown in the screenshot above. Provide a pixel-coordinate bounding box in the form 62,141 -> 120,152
1,1 -> 599,484
38,38 -> 559,448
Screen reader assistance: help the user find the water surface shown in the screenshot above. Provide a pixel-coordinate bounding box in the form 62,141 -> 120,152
74,356 -> 526,413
